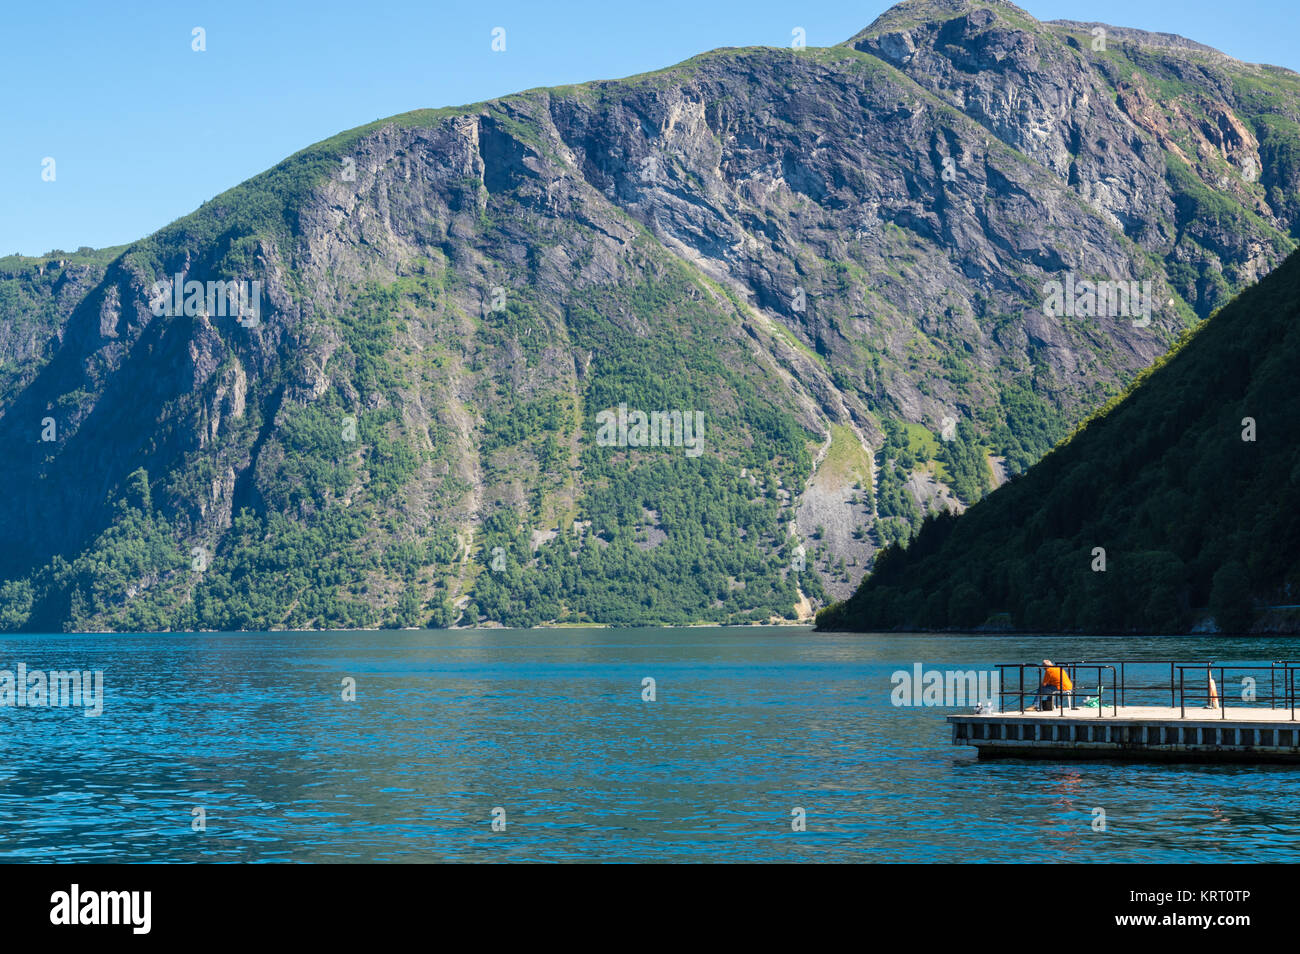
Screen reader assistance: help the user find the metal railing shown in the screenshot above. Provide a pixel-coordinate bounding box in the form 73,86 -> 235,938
993,660 -> 1300,719
1174,662 -> 1300,720
998,663 -> 1117,718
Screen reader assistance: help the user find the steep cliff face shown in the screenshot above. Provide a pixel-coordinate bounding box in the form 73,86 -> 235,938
1,0 -> 1297,631
817,246 -> 1300,635
850,0 -> 1299,313
0,251 -> 115,398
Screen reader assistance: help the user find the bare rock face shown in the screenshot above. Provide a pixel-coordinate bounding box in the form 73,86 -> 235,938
1,0 -> 1298,630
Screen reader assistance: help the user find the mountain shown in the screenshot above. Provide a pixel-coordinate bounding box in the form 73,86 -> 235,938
2,0 -> 1299,632
817,245 -> 1300,634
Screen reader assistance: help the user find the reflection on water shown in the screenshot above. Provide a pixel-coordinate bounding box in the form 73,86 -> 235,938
0,628 -> 1296,862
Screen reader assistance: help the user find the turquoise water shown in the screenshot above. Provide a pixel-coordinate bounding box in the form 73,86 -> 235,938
0,627 -> 1297,862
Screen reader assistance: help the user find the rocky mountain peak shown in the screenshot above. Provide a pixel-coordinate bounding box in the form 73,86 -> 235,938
846,0 -> 1041,48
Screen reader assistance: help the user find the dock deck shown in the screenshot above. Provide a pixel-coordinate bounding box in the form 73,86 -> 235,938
951,706 -> 1300,761
953,659 -> 1300,762
971,705 -> 1300,722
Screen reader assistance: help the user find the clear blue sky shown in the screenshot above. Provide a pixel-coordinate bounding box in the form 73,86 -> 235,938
3,0 -> 1296,257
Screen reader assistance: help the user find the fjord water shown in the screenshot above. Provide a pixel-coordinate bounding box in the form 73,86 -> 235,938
2,628 -> 1297,863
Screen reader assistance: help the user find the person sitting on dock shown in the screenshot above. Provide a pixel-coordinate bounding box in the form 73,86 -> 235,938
1036,660 -> 1075,710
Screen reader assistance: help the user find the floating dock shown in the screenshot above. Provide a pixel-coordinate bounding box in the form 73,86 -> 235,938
950,706 -> 1300,762
952,660 -> 1300,762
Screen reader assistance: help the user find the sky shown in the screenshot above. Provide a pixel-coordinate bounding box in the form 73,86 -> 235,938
2,0 -> 1296,257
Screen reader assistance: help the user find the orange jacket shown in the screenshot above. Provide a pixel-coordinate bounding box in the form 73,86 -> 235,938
1043,666 -> 1073,691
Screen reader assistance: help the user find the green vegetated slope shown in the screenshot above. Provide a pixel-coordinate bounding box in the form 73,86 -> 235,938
3,0 -> 1300,631
818,247 -> 1300,634
0,238 -> 821,631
